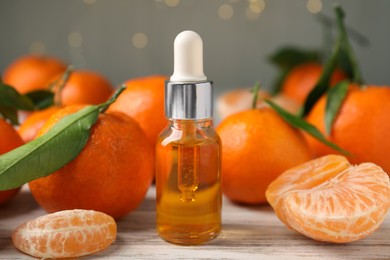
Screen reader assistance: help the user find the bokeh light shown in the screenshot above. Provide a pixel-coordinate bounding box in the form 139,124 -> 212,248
68,32 -> 83,48
29,41 -> 46,55
132,33 -> 148,49
307,0 -> 323,14
218,4 -> 234,20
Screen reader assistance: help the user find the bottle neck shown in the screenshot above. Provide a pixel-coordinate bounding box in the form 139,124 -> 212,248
168,119 -> 213,129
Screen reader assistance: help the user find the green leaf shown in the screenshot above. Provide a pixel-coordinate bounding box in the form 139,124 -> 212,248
0,83 -> 35,111
270,69 -> 289,96
334,4 -> 364,85
269,47 -> 321,95
301,37 -> 341,117
0,82 -> 35,124
269,47 -> 320,70
0,106 -> 99,190
0,85 -> 126,191
301,5 -> 365,117
0,106 -> 19,125
315,12 -> 369,48
25,90 -> 55,110
337,47 -> 353,79
325,80 -> 349,136
265,99 -> 350,155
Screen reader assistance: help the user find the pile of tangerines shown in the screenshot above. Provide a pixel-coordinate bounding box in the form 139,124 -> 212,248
0,56 -> 168,257
1,55 -> 167,219
1,6 -> 390,259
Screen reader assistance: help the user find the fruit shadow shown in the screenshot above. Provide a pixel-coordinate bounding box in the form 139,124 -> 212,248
0,186 -> 40,220
225,200 -> 275,213
0,228 -> 13,252
211,223 -> 296,247
116,196 -> 156,232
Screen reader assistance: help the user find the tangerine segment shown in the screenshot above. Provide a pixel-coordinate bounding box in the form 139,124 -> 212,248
266,155 -> 350,226
12,210 -> 117,258
267,155 -> 390,243
284,163 -> 390,243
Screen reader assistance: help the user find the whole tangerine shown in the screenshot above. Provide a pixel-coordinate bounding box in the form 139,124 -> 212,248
305,85 -> 390,175
3,55 -> 66,93
108,75 -> 167,145
216,107 -> 312,204
29,105 -> 154,219
0,118 -> 24,205
281,62 -> 346,104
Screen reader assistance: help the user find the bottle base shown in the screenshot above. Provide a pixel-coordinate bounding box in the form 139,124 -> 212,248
158,224 -> 221,245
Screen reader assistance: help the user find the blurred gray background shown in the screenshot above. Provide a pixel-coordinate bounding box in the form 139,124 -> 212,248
1,0 -> 389,93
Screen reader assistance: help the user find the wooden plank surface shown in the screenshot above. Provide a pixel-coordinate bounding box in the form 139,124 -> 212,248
1,186 -> 390,259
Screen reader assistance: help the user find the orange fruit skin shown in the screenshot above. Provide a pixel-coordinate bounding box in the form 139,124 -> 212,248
267,155 -> 390,243
305,86 -> 390,175
12,209 -> 117,258
3,55 -> 66,93
108,75 -> 167,146
216,107 -> 312,204
216,88 -> 300,121
29,106 -> 154,219
54,70 -> 113,106
18,106 -> 60,142
281,62 -> 347,104
0,118 -> 24,205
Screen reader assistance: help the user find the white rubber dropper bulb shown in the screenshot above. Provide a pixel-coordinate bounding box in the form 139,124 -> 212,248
170,30 -> 207,83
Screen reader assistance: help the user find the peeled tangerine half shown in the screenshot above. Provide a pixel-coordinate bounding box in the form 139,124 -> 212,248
12,209 -> 117,259
266,155 -> 390,243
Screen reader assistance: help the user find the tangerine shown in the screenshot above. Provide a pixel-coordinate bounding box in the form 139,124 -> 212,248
108,75 -> 167,145
216,107 -> 312,204
18,106 -> 60,142
51,70 -> 113,106
29,105 -> 154,219
18,70 -> 113,141
216,88 -> 300,120
12,209 -> 116,258
266,155 -> 390,243
305,86 -> 390,174
3,55 -> 66,93
281,62 -> 346,104
0,118 -> 24,205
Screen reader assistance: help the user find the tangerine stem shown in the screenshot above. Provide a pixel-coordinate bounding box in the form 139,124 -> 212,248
251,81 -> 261,109
51,66 -> 73,106
99,84 -> 126,113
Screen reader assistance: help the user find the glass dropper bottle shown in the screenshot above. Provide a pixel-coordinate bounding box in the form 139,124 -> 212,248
155,30 -> 222,245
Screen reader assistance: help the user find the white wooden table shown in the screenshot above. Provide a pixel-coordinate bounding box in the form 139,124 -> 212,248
1,186 -> 390,259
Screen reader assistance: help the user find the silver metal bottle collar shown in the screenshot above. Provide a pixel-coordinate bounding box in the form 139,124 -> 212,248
165,81 -> 213,120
